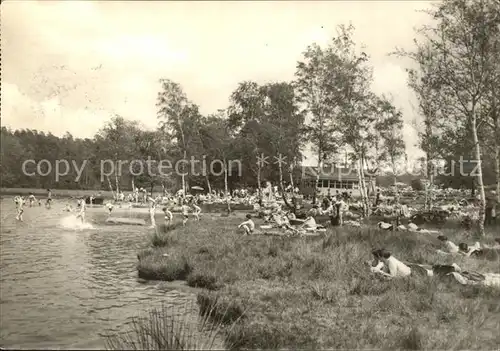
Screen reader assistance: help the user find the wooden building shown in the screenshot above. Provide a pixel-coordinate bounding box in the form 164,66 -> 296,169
299,164 -> 368,198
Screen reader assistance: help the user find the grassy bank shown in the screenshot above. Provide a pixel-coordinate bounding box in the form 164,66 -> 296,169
136,218 -> 500,350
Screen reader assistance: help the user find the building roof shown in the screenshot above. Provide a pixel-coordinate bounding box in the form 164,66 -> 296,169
300,165 -> 364,181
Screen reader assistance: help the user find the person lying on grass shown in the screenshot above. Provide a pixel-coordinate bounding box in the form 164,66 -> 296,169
458,242 -> 481,257
484,238 -> 500,249
448,269 -> 500,287
398,222 -> 440,234
238,214 -> 255,235
404,262 -> 462,277
378,221 -> 394,231
369,249 -> 412,278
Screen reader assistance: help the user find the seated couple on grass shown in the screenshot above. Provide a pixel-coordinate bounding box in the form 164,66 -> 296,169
238,213 -> 323,236
368,248 -> 500,287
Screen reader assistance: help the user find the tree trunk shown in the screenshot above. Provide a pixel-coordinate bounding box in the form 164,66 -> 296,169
106,176 -> 115,199
424,158 -> 434,211
205,174 -> 212,195
471,110 -> 486,236
357,158 -> 367,217
289,163 -> 295,190
494,110 -> 500,203
181,150 -> 187,198
257,163 -> 262,202
313,152 -> 321,205
224,158 -> 231,212
278,154 -> 286,204
278,156 -> 284,192
392,156 -> 400,205
114,161 -> 120,196
495,143 -> 500,203
360,157 -> 370,217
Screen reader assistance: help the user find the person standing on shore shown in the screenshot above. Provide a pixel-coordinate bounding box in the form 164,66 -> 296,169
181,201 -> 190,226
192,200 -> 201,221
147,195 -> 157,229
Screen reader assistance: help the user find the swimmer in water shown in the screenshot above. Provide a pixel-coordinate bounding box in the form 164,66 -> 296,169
105,202 -> 114,217
75,198 -> 86,224
46,189 -> 52,209
14,196 -> 25,221
163,207 -> 173,227
28,193 -> 36,207
63,203 -> 73,212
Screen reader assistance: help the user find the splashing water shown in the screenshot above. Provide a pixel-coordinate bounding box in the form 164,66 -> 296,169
59,215 -> 95,230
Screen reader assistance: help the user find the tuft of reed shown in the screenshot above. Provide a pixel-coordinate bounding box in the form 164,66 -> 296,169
104,300 -> 242,350
149,230 -> 176,248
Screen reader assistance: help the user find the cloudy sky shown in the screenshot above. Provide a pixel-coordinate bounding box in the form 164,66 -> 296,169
1,0 -> 433,164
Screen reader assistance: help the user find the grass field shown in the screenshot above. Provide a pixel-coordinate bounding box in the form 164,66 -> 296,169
134,217 -> 500,350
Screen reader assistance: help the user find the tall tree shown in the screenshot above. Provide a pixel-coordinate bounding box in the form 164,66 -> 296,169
404,0 -> 500,235
331,25 -> 374,216
294,40 -> 344,204
157,79 -> 203,196
375,101 -> 407,204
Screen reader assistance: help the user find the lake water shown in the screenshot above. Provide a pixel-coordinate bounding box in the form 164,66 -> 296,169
0,199 -> 195,349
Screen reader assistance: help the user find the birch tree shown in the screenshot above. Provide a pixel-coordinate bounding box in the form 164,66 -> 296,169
402,0 -> 500,235
295,40 -> 343,204
376,102 -> 407,205
157,79 -> 202,197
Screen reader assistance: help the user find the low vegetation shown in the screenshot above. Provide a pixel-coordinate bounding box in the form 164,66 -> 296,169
135,217 -> 500,349
104,300 -> 242,350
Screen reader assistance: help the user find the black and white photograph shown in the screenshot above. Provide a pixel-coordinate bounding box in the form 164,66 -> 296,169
1,0 -> 499,349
